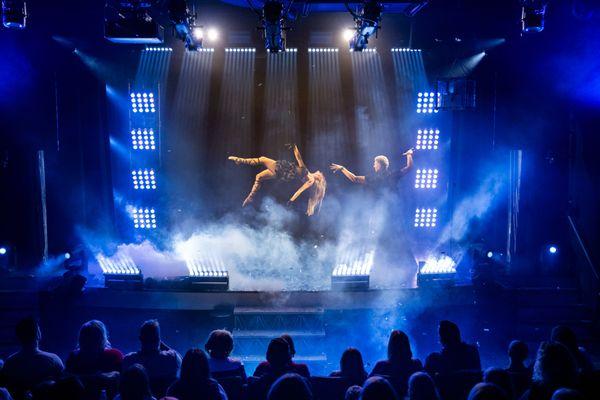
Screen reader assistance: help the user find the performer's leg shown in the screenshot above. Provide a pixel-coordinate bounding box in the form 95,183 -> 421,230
243,169 -> 275,207
229,156 -> 277,172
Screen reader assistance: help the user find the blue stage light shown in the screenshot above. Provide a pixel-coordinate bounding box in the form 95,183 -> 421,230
415,168 -> 439,189
131,169 -> 157,190
414,208 -> 438,228
487,251 -> 494,258
416,92 -> 440,114
130,92 -> 156,113
132,207 -> 157,229
0,247 -> 6,255
416,129 -> 439,150
548,245 -> 557,254
131,129 -> 156,150
64,252 -> 71,260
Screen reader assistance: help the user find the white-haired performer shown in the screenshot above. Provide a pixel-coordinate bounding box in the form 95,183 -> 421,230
329,149 -> 414,189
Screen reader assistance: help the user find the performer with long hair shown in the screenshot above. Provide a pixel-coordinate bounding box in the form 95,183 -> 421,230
228,144 -> 327,216
329,149 -> 414,188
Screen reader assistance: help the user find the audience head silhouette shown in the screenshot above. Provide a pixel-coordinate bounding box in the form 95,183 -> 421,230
508,340 -> 528,364
15,316 -> 40,347
532,341 -> 577,389
483,367 -> 512,399
345,385 -> 362,400
180,348 -> 211,382
139,319 -> 161,352
408,372 -> 440,400
551,388 -> 585,400
340,348 -> 366,380
78,320 -> 109,353
550,326 -> 578,353
467,382 -> 507,400
361,376 -> 398,400
388,330 -> 413,363
266,338 -> 291,370
267,373 -> 312,400
280,334 -> 296,357
439,320 -> 461,347
205,329 -> 234,359
119,364 -> 153,400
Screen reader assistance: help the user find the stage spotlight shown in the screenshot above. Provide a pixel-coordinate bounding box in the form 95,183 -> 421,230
331,250 -> 374,290
130,92 -> 156,113
548,245 -> 558,254
167,0 -> 204,50
342,28 -> 354,42
192,26 -> 203,40
183,257 -> 229,291
414,208 -> 438,228
521,1 -> 547,33
131,169 -> 157,190
417,92 -> 440,114
416,129 -> 439,150
104,0 -> 163,44
345,1 -> 383,51
0,247 -> 6,255
64,252 -> 71,260
486,251 -> 494,258
2,0 -> 27,29
415,168 -> 439,189
417,254 -> 457,287
206,27 -> 218,41
131,128 -> 156,151
131,207 -> 157,229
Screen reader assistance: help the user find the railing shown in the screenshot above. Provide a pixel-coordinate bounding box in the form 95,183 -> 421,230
567,215 -> 600,330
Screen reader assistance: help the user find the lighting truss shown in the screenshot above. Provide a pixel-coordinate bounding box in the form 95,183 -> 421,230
131,128 -> 156,151
415,168 -> 439,190
308,48 -> 338,53
130,92 -> 156,113
131,207 -> 157,229
131,169 -> 157,190
344,1 -> 383,52
521,1 -> 548,33
416,129 -> 439,150
391,48 -> 421,53
414,208 -> 438,228
417,92 -> 440,114
247,0 -> 293,53
2,0 -> 27,29
104,0 -> 163,44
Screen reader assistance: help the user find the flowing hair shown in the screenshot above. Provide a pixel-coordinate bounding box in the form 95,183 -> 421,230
306,171 -> 327,216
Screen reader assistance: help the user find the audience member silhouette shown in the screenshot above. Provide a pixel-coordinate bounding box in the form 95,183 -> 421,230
266,373 -> 312,400
483,368 -> 513,400
114,364 -> 156,400
48,376 -> 86,400
330,348 -> 368,386
507,341 -> 530,374
205,329 -> 246,380
425,320 -> 482,375
122,320 -> 181,397
550,326 -> 593,374
520,342 -> 578,400
0,317 -> 64,400
66,320 -> 123,374
550,388 -> 585,400
467,383 -> 507,400
344,385 -> 362,400
370,330 -> 422,397
408,372 -> 440,400
360,376 -> 398,400
166,349 -> 227,400
0,389 -> 11,400
254,335 -> 310,378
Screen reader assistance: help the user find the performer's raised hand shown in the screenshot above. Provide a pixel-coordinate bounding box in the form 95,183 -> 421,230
403,148 -> 415,156
330,163 -> 344,173
284,143 -> 295,150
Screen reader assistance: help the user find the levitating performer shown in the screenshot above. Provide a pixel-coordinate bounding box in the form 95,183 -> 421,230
228,144 -> 327,216
329,149 -> 414,189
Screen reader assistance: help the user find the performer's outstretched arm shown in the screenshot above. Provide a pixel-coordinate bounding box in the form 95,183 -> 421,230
289,176 -> 315,202
287,144 -> 306,169
330,164 -> 366,184
400,149 -> 414,175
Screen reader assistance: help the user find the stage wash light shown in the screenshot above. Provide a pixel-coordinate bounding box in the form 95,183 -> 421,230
417,92 -> 440,114
331,249 -> 374,290
97,253 -> 144,289
131,169 -> 157,190
131,207 -> 157,229
416,129 -> 439,150
130,92 -> 156,113
344,1 -> 383,52
131,128 -> 156,151
415,169 -> 439,190
417,254 -> 457,287
414,208 -> 438,228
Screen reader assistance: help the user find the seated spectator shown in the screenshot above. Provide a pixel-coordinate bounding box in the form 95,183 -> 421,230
483,368 -> 513,400
521,342 -> 578,400
267,373 -> 312,400
550,388 -> 584,400
253,337 -> 309,378
467,383 -> 507,400
66,320 -> 123,374
344,385 -> 362,400
507,340 -> 530,374
0,389 -> 11,400
361,376 -> 398,400
330,347 -> 368,386
408,372 -> 440,400
425,321 -> 481,375
49,376 -> 86,400
123,320 -> 181,396
205,329 -> 246,380
0,317 -> 64,400
370,330 -> 422,397
550,326 -> 593,374
166,349 -> 227,400
115,364 -> 156,400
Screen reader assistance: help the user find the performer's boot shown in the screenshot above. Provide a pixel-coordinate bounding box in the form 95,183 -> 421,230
242,178 -> 261,207
228,156 -> 261,166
